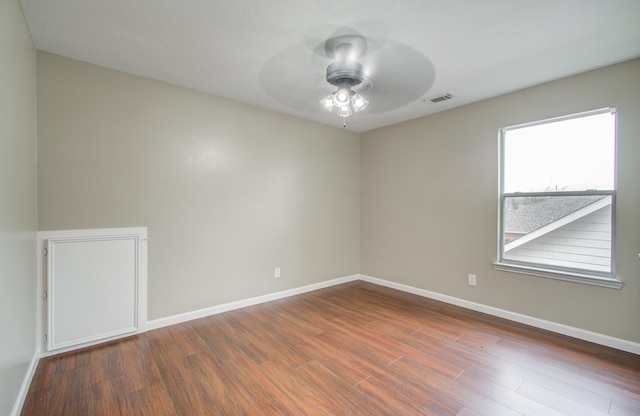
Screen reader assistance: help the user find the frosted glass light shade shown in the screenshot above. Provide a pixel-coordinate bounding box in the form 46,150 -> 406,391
319,95 -> 334,111
336,105 -> 353,117
351,93 -> 369,113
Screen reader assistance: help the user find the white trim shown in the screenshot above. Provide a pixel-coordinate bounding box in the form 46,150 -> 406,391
147,272 -> 639,354
146,274 -> 360,330
16,272 -> 638,415
502,106 -> 614,132
10,349 -> 39,416
38,227 -> 149,240
492,262 -> 623,289
33,269 -> 638,359
39,332 -> 142,358
358,274 -> 640,355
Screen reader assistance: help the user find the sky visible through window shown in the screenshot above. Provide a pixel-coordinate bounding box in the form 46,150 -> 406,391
504,111 -> 615,193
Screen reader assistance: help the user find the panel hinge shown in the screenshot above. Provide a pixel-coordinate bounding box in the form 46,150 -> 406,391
43,290 -> 47,300
44,247 -> 48,256
44,334 -> 47,343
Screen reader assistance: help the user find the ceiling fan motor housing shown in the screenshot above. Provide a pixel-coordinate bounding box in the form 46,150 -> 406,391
326,61 -> 368,88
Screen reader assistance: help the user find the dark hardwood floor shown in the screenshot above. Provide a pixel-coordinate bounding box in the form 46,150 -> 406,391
22,281 -> 640,415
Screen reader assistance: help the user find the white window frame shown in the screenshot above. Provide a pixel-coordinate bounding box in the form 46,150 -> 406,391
493,107 -> 622,289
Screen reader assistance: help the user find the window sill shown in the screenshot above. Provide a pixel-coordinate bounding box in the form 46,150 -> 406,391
492,262 -> 623,289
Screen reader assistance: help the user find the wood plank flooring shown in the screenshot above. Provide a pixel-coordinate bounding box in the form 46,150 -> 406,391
22,281 -> 640,415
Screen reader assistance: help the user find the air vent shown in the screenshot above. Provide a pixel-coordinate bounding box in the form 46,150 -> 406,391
426,93 -> 453,103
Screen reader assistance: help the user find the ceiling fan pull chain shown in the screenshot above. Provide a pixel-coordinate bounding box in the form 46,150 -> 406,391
343,117 -> 346,128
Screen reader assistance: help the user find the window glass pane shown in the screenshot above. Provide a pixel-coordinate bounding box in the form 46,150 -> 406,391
504,112 -> 615,193
503,195 -> 612,273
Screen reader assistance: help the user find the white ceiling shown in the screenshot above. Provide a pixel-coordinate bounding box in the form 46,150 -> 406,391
20,0 -> 640,132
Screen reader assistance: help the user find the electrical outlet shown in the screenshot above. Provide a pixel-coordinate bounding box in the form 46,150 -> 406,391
274,267 -> 281,278
468,274 -> 477,286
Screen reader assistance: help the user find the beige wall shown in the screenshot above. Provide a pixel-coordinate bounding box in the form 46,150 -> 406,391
35,49 -> 640,344
37,52 -> 361,320
361,59 -> 640,343
0,0 -> 38,413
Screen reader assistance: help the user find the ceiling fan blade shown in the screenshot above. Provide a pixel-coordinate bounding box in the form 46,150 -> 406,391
359,40 -> 436,112
259,42 -> 330,112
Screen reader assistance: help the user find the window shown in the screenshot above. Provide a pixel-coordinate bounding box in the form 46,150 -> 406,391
495,108 -> 621,288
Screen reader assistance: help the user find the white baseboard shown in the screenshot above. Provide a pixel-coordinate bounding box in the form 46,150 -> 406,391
359,274 -> 640,355
11,349 -> 39,416
147,274 -> 360,330
24,270 -> 635,415
149,272 -> 639,354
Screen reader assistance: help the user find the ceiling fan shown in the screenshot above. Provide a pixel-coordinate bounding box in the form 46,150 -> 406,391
259,26 -> 436,129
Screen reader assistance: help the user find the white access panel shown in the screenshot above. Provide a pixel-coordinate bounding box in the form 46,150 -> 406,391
45,228 -> 147,351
